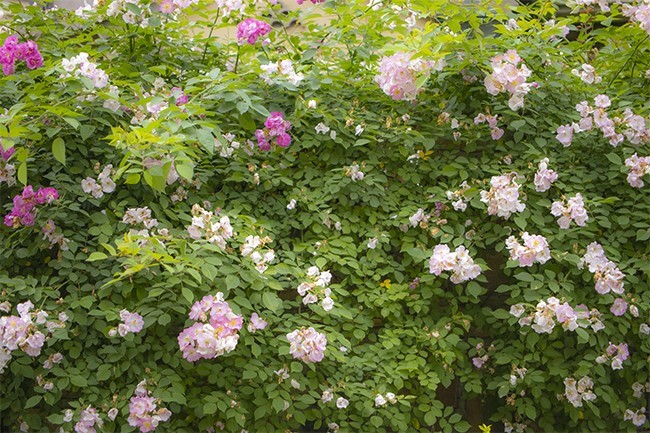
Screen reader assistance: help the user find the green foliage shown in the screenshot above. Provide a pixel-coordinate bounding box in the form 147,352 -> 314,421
0,0 -> 648,432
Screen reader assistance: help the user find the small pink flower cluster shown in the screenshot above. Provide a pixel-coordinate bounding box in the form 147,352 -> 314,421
0,144 -> 15,186
474,113 -> 504,140
510,298 -> 604,334
61,53 -> 109,88
0,35 -> 43,75
81,164 -> 116,198
0,301 -> 46,372
123,207 -> 158,229
534,158 -> 558,192
187,204 -> 233,249
429,244 -> 481,284
471,342 -> 492,369
345,163 -> 364,181
4,185 -> 59,228
42,219 -> 69,250
374,392 -> 397,407
237,18 -> 271,45
375,52 -> 439,101
214,0 -> 245,16
297,266 -> 334,311
571,63 -> 601,84
111,309 -> 144,337
557,96 -> 650,147
578,242 -> 625,295
624,408 -> 647,427
610,298 -> 628,316
550,193 -> 588,228
623,2 -> 650,36
158,0 -> 199,14
409,208 -> 430,227
446,181 -> 470,211
240,235 -> 275,273
171,87 -> 188,106
484,50 -> 533,111
177,293 -> 242,362
286,327 -> 327,363
480,172 -> 526,219
247,312 -> 268,333
256,112 -> 291,150
624,153 -> 650,188
563,376 -> 596,408
505,232 -> 551,266
596,342 -> 629,370
128,379 -> 172,433
74,406 -> 103,433
260,60 -> 304,86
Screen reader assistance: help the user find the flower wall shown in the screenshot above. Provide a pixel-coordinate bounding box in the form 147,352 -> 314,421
0,0 -> 649,432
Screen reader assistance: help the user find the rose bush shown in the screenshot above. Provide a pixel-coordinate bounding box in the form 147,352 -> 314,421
0,0 -> 649,432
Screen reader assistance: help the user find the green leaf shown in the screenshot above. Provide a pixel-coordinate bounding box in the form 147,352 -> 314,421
52,137 -> 66,166
70,375 -> 87,387
24,395 -> 42,409
17,162 -> 27,185
87,252 -> 107,262
262,292 -> 282,313
182,286 -> 194,304
203,402 -> 217,414
176,163 -> 194,180
96,364 -> 112,381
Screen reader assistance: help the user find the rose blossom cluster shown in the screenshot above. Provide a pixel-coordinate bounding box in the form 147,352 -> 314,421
505,232 -> 551,267
4,185 -> 59,228
446,181 -> 470,211
409,208 -> 431,227
563,376 -> 596,408
240,235 -> 275,273
571,63 -> 601,84
480,172 -> 526,219
345,163 -> 364,181
321,389 -> 349,411
123,207 -> 158,229
622,2 -> 650,36
375,52 -> 441,101
556,96 -> 650,147
42,219 -> 69,250
216,132 -> 242,158
471,342 -> 492,369
0,301 -> 53,373
484,49 -> 534,111
0,35 -> 43,75
510,297 -> 605,334
624,408 -> 647,427
237,18 -> 271,45
61,53 -> 109,88
74,406 -> 103,433
158,0 -> 199,14
534,158 -> 558,192
610,298 -> 628,316
473,113 -> 505,140
214,0 -> 245,16
429,244 -> 481,284
108,309 -> 144,337
255,112 -> 291,150
177,293 -> 242,361
127,379 -> 172,432
550,193 -> 588,228
187,204 -> 233,249
578,242 -> 625,295
81,164 -> 116,198
624,153 -> 650,188
0,143 -> 15,186
374,392 -> 397,407
260,60 -> 304,86
286,327 -> 327,363
247,312 -> 268,333
596,342 -> 629,370
297,266 -> 334,311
